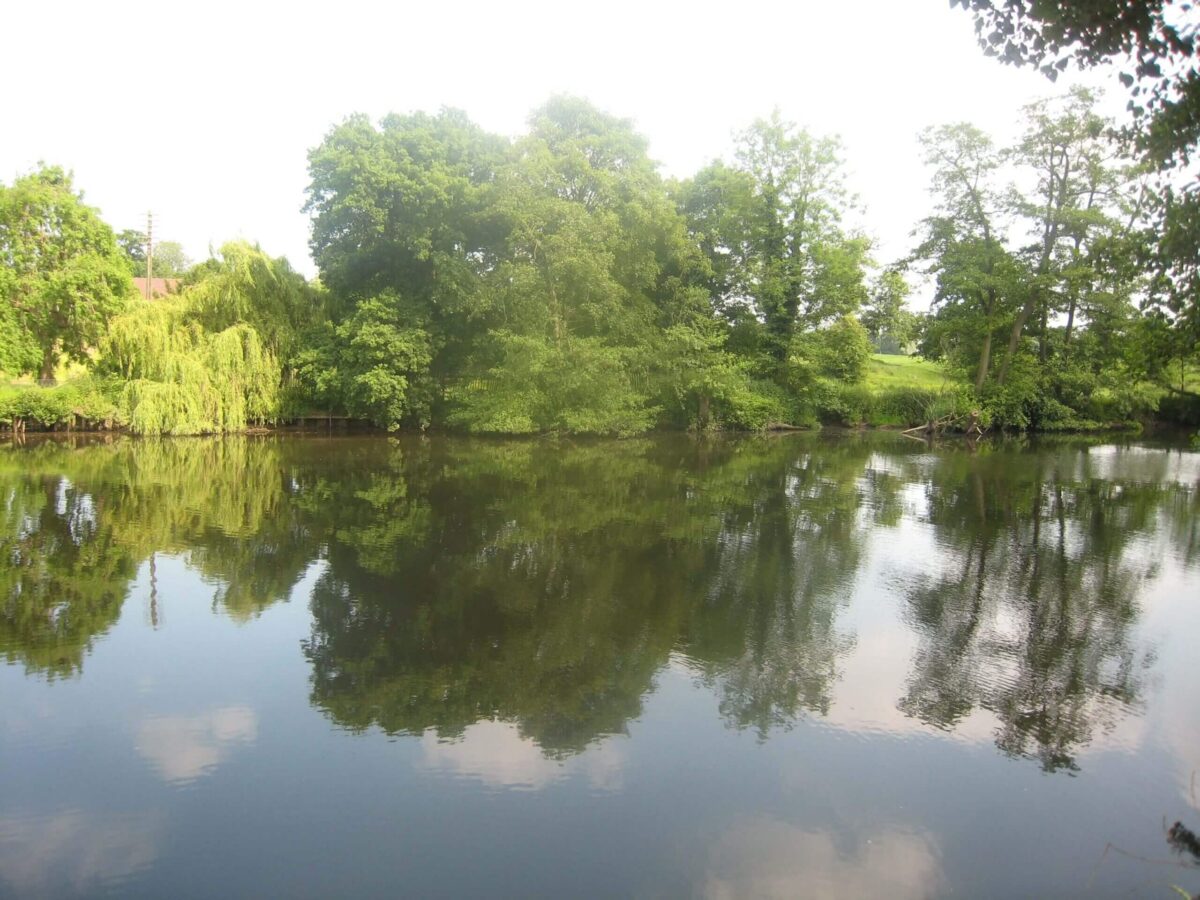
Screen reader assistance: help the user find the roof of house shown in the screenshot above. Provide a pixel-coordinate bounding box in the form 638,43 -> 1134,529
133,277 -> 181,299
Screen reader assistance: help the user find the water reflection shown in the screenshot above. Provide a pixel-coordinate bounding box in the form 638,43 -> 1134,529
135,706 -> 258,784
898,447 -> 1172,770
0,466 -> 133,677
0,809 -> 161,897
1,434 -> 1195,775
417,720 -> 626,791
701,818 -> 944,900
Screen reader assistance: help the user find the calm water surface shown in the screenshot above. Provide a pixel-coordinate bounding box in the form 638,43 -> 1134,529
1,432 -> 1197,898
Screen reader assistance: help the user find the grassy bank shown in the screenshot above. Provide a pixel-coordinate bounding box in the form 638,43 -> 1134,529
864,354 -> 958,391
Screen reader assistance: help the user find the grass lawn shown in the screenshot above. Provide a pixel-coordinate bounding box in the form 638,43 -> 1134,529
864,354 -> 960,391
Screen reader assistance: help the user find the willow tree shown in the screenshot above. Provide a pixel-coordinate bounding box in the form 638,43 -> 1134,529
180,240 -> 320,358
0,165 -> 133,382
99,295 -> 280,434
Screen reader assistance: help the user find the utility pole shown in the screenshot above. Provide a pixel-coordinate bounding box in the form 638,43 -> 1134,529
145,211 -> 154,299
149,552 -> 160,629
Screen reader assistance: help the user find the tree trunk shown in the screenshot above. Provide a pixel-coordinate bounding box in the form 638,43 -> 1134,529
1000,150 -> 1069,384
1062,297 -> 1077,353
997,295 -> 1033,386
975,330 -> 992,393
698,393 -> 711,429
1038,305 -> 1049,364
39,350 -> 57,386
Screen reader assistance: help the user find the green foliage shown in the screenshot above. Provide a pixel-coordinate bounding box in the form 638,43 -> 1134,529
0,165 -> 134,380
6,95 -> 1170,438
956,335 -> 1163,432
82,239 -> 331,435
677,112 -> 869,368
862,269 -> 918,352
99,299 -> 281,435
0,275 -> 41,375
955,0 -> 1200,329
0,377 -> 121,430
293,294 -> 434,430
655,320 -> 766,430
181,241 -> 321,358
449,333 -> 655,436
809,380 -> 973,427
818,315 -> 873,382
909,91 -> 1172,431
335,295 -> 433,430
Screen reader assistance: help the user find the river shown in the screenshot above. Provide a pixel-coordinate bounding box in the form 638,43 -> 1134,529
1,433 -> 1197,898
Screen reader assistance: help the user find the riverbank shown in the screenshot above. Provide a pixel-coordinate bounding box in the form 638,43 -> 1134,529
5,354 -> 1194,437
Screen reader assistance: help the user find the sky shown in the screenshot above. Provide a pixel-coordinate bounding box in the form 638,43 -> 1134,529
3,0 -> 1122,284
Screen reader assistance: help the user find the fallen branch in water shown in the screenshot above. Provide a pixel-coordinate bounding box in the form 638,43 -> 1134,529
1169,821 -> 1200,861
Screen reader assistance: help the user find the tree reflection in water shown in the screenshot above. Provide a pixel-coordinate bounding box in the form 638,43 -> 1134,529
1,433 -> 1193,771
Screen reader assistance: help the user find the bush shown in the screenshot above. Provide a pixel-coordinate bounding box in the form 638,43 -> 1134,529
809,380 -> 972,427
0,377 -> 122,430
448,334 -> 657,437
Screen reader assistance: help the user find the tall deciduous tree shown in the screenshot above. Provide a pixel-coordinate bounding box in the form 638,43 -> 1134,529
304,108 -> 508,422
954,0 -> 1199,351
998,88 -> 1122,382
678,112 -> 869,370
912,123 -> 1019,391
0,166 -> 133,382
454,97 -> 699,433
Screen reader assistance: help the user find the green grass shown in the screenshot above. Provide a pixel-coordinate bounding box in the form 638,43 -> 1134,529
865,354 -> 961,391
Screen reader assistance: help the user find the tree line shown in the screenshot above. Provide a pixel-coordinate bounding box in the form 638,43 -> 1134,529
1,91 -> 1196,434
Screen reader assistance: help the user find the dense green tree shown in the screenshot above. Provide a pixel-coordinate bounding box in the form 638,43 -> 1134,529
452,97 -> 710,433
324,294 -> 433,429
304,107 -> 507,417
912,95 -> 1153,428
679,113 -> 869,369
0,165 -> 134,382
303,97 -> 761,434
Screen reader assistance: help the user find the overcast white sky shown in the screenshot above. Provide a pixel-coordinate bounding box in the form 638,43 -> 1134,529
3,0 -> 1121,282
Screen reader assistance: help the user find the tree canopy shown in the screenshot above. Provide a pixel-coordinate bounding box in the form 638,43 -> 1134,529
1,90 -> 1194,436
0,165 -> 134,382
955,0 -> 1199,349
